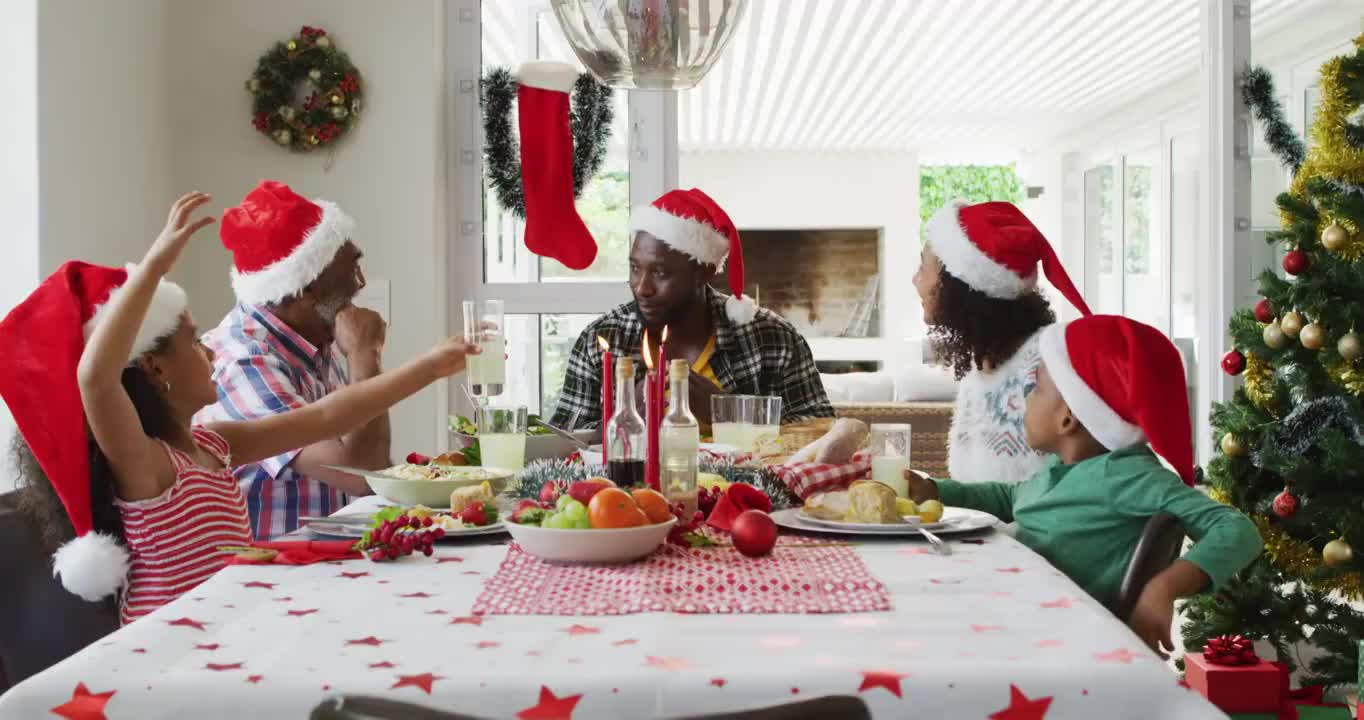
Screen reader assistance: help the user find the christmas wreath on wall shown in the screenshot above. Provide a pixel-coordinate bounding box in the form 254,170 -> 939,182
481,66 -> 614,218
246,26 -> 363,152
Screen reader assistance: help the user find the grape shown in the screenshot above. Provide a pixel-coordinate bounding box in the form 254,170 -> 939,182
385,545 -> 399,560
555,494 -> 574,511
368,549 -> 384,562
422,545 -> 434,557
549,513 -> 574,529
432,528 -> 446,539
541,513 -> 556,528
572,515 -> 592,530
561,500 -> 587,521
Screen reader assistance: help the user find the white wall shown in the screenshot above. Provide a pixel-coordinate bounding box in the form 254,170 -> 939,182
0,0 -> 39,491
168,0 -> 451,457
678,150 -> 923,348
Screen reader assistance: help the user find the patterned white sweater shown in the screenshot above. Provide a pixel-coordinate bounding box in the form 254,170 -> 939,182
946,328 -> 1049,485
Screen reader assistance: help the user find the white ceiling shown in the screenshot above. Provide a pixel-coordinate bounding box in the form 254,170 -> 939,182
483,0 -> 1338,153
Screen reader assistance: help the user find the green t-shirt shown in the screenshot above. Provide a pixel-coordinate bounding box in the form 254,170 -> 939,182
938,446 -> 1263,607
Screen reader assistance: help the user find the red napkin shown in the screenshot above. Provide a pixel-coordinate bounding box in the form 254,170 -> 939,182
706,484 -> 773,532
226,540 -> 364,565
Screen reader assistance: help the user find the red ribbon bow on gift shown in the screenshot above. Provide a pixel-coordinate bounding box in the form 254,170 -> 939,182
1202,634 -> 1259,666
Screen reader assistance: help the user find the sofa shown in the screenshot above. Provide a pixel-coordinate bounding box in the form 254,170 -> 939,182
821,363 -> 958,478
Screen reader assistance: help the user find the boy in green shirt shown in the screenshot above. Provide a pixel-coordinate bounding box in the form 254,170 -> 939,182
907,315 -> 1262,657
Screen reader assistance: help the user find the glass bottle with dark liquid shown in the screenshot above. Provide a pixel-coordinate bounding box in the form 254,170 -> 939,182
605,357 -> 646,488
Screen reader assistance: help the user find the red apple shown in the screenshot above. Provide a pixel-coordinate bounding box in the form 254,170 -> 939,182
567,480 -> 611,506
731,510 -> 778,557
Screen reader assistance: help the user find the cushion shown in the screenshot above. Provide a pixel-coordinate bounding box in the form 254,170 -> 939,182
820,373 -> 896,403
892,363 -> 959,402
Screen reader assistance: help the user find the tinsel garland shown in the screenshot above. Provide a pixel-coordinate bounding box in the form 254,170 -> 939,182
1262,396 -> 1364,457
1242,66 -> 1306,174
1286,36 -> 1364,218
1328,361 -> 1364,397
508,457 -> 802,510
480,67 -> 614,219
1244,352 -> 1279,416
1253,515 -> 1364,600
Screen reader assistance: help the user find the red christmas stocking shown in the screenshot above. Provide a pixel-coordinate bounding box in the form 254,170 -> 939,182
517,62 -> 598,271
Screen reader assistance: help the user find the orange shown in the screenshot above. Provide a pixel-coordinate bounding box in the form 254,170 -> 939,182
585,476 -> 616,487
588,488 -> 647,529
630,488 -> 673,524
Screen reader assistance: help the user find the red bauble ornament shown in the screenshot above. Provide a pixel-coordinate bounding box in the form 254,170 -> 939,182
1272,490 -> 1298,519
1283,249 -> 1309,276
1254,298 -> 1274,324
1221,350 -> 1246,376
730,510 -> 778,557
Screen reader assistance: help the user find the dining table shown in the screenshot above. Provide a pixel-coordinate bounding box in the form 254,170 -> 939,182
0,494 -> 1228,719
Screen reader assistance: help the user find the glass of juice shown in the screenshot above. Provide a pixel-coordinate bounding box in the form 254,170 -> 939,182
710,395 -> 757,452
869,423 -> 912,498
751,396 -> 783,452
462,299 -> 506,399
477,405 -> 527,472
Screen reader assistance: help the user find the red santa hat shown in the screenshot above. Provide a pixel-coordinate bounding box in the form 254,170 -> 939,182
220,180 -> 355,306
1038,315 -> 1194,486
0,261 -> 188,601
926,199 -> 1091,317
629,188 -> 755,324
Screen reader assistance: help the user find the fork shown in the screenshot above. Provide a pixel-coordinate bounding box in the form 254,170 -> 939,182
918,526 -> 952,556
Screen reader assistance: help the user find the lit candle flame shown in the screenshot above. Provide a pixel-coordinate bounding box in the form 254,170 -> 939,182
596,335 -> 609,352
661,326 -> 669,343
641,330 -> 654,371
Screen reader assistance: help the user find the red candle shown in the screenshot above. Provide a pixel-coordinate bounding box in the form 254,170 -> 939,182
656,326 -> 669,410
643,331 -> 661,491
597,335 -> 613,463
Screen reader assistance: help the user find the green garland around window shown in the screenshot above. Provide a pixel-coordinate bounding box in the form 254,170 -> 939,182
481,67 -> 614,218
246,26 -> 363,152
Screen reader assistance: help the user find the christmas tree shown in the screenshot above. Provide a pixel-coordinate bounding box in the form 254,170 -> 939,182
1181,35 -> 1364,689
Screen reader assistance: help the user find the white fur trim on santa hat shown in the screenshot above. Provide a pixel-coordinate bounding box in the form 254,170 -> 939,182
726,294 -> 757,325
83,264 -> 188,363
230,200 -> 354,306
518,61 -> 578,93
630,204 -> 730,270
53,531 -> 130,602
926,200 -> 1036,300
1038,323 -> 1146,451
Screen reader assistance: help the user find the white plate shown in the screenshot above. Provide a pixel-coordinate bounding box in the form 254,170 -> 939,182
798,509 -> 958,532
772,507 -> 999,537
323,465 -> 515,508
305,519 -> 507,539
504,517 -> 677,563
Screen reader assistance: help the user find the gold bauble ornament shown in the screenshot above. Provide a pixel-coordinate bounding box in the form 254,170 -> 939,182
1339,331 -> 1363,362
1324,538 -> 1354,567
330,93 -> 344,105
246,78 -> 260,93
1281,311 -> 1304,337
316,35 -> 332,49
309,134 -> 320,145
1301,322 -> 1327,351
274,129 -> 291,145
1263,320 -> 1288,350
277,106 -> 295,122
308,69 -> 323,82
330,106 -> 348,120
1220,433 -> 1246,457
286,40 -> 298,51
1323,222 -> 1349,253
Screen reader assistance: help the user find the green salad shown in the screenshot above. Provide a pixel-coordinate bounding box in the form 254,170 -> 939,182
448,414 -> 555,437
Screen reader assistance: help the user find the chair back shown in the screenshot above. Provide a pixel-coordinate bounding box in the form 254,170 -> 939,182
1110,511 -> 1186,622
0,491 -> 119,693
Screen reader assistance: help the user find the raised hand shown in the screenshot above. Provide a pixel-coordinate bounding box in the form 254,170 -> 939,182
144,192 -> 215,275
422,337 -> 482,379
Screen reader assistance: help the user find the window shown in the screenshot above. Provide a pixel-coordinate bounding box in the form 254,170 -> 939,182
919,164 -> 1025,243
1082,150 -> 1167,333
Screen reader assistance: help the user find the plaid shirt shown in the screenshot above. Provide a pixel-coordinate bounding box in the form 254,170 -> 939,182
194,304 -> 350,540
551,287 -> 834,430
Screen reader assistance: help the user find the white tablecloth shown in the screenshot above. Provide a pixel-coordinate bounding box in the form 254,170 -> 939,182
0,497 -> 1227,719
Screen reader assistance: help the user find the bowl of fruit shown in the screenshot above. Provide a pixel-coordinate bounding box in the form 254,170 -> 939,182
505,479 -> 678,563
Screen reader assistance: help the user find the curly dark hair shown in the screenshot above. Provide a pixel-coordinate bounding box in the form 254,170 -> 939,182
13,347 -> 175,555
928,266 -> 1056,380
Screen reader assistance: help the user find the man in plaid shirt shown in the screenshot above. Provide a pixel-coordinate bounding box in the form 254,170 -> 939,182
195,181 -> 390,539
551,188 -> 833,431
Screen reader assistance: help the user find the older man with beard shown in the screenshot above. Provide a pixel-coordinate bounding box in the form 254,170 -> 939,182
196,181 -> 389,539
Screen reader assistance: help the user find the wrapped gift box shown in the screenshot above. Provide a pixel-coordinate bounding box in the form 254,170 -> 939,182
1186,652 -> 1282,714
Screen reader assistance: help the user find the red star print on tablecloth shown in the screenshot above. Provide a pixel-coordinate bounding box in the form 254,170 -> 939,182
339,571 -> 369,579
194,644 -> 220,651
205,663 -> 243,672
1094,648 -> 1139,664
857,670 -> 909,699
166,617 -> 208,631
644,656 -> 689,671
561,624 -> 600,637
475,641 -> 501,649
971,624 -> 1003,633
246,675 -> 263,684
1040,597 -> 1074,609
435,556 -> 464,563
451,615 -> 484,626
50,683 -> 116,720
995,567 -> 1023,574
399,591 -> 435,598
988,685 -> 1053,720
273,596 -> 293,602
516,685 -> 583,720
1035,639 -> 1064,648
369,661 -> 396,669
287,608 -> 319,617
390,673 -> 443,694
347,636 -> 386,647
241,581 -> 276,589
612,639 -> 638,646
710,678 -> 727,688
427,609 -> 448,615
130,648 -> 146,654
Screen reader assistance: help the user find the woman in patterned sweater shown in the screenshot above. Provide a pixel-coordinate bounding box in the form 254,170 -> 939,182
913,201 -> 1091,485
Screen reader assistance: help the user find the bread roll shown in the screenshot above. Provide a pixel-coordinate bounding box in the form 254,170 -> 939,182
846,481 -> 899,523
803,490 -> 850,520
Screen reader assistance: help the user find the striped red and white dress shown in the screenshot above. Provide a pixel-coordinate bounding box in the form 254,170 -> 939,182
115,428 -> 252,624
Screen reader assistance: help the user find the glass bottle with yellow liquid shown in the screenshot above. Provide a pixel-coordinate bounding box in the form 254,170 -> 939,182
660,359 -> 699,518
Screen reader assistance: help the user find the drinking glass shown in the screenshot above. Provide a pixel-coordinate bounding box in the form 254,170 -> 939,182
463,299 -> 505,399
751,396 -> 783,451
477,405 -> 527,471
869,423 -> 912,498
710,395 -> 757,451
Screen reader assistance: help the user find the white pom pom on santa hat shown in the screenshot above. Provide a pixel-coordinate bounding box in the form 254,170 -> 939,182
53,531 -> 131,602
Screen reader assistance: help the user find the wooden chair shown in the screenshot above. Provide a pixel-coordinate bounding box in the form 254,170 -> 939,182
1109,511 -> 1186,622
0,491 -> 119,694
310,694 -> 872,720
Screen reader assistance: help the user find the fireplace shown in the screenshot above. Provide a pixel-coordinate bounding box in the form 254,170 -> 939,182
712,228 -> 882,338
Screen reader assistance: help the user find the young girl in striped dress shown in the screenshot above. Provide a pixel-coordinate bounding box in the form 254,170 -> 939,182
0,193 -> 478,623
